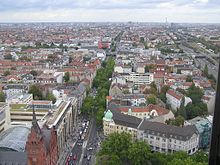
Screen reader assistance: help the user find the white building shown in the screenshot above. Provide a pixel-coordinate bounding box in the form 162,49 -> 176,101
137,119 -> 199,155
0,103 -> 10,133
166,89 -> 192,111
97,50 -> 106,61
114,65 -> 132,74
112,76 -> 127,85
123,73 -> 154,85
6,94 -> 33,105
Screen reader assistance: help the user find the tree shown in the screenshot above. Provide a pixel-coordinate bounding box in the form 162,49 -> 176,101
203,64 -> 208,76
0,92 -> 5,102
46,92 -> 56,104
145,65 -> 150,72
99,132 -> 132,162
29,84 -> 43,100
160,85 -> 170,94
191,150 -> 208,164
128,141 -> 151,165
186,75 -> 193,82
4,54 -> 12,60
30,70 -> 38,76
81,96 -> 95,115
177,69 -> 181,74
3,70 -> 11,76
158,85 -> 170,103
150,82 -> 157,90
63,72 -> 70,83
147,95 -> 156,105
166,115 -> 184,126
96,154 -> 122,165
185,102 -> 208,119
187,83 -> 204,103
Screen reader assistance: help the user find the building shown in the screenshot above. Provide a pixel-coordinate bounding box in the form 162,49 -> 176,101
9,102 -> 49,125
103,109 -> 141,140
166,89 -> 192,110
137,119 -> 199,155
185,116 -> 212,149
0,126 -> 30,164
70,83 -> 86,112
107,102 -> 174,121
103,109 -> 199,155
0,103 -> 10,133
107,94 -> 146,107
96,49 -> 106,61
41,98 -> 77,155
25,109 -> 58,165
123,73 -> 154,85
6,93 -> 33,104
3,84 -> 29,99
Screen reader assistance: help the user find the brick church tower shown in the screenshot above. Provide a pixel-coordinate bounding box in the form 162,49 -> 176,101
25,107 -> 58,165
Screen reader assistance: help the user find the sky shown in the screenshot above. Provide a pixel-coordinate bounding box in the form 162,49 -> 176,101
0,0 -> 220,23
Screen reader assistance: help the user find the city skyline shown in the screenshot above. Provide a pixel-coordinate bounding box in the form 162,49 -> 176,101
0,0 -> 220,23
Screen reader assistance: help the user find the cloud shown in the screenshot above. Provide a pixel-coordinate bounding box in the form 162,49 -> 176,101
0,0 -> 219,23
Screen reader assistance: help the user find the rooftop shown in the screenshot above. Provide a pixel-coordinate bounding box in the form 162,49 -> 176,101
0,126 -> 31,152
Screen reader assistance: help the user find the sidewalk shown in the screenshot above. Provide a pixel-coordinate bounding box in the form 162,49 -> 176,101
57,139 -> 76,165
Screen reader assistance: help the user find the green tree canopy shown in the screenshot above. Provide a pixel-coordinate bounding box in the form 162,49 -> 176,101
186,75 -> 193,82
166,115 -> 185,126
187,83 -> 204,103
128,141 -> 151,165
185,102 -> 208,119
28,84 -> 43,100
0,92 -> 5,102
63,72 -> 70,83
99,132 -> 132,161
46,92 -> 56,104
96,154 -> 122,165
147,95 -> 157,105
3,70 -> 11,76
30,70 -> 38,76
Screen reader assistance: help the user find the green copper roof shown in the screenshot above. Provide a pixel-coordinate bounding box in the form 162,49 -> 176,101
104,110 -> 113,121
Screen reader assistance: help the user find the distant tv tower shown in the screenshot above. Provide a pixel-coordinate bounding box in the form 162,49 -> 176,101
165,17 -> 169,28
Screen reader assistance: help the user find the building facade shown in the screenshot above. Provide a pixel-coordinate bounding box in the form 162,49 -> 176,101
137,119 -> 199,155
123,73 -> 154,85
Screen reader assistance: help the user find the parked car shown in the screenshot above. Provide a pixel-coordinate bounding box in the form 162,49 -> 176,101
73,154 -> 77,160
87,147 -> 93,151
87,155 -> 91,161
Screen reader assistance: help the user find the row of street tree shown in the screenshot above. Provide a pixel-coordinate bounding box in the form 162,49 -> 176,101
81,57 -> 115,126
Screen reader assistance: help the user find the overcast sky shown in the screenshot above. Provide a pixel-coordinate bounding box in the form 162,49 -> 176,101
0,0 -> 220,23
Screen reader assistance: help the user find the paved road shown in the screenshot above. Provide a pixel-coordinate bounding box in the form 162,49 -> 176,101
179,44 -> 219,79
81,119 -> 99,165
65,117 -> 99,165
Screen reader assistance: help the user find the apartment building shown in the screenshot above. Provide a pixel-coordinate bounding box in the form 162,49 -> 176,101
166,89 -> 192,110
123,73 -> 154,85
103,109 -> 199,155
137,119 -> 199,155
103,109 -> 141,140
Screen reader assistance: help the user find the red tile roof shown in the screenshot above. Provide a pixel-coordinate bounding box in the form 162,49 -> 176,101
167,89 -> 183,100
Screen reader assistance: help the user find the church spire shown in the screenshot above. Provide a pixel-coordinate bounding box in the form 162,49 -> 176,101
32,104 -> 37,122
32,104 -> 41,135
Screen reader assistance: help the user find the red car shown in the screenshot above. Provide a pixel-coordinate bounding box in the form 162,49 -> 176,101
73,154 -> 77,160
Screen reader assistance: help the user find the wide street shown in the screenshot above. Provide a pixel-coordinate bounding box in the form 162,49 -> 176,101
63,116 -> 100,165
